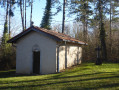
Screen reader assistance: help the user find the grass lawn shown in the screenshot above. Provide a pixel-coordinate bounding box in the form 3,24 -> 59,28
0,63 -> 119,90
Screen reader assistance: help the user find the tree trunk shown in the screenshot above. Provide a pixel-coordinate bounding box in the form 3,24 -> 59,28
30,0 -> 33,26
3,0 -> 9,34
20,0 -> 24,31
83,22 -> 86,41
62,0 -> 66,33
25,0 -> 26,29
9,10 -> 11,38
109,0 -> 112,55
6,0 -> 9,25
2,0 -> 9,45
23,0 -> 24,30
9,0 -> 12,38
83,16 -> 87,42
86,21 -> 88,41
99,0 -> 107,61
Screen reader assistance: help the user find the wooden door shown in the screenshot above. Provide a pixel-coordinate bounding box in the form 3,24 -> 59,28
33,51 -> 40,74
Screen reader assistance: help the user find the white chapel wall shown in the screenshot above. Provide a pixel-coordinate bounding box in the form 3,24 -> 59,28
58,45 -> 82,71
16,31 -> 56,74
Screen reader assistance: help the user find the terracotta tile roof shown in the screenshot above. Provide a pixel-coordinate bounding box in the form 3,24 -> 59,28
8,26 -> 87,45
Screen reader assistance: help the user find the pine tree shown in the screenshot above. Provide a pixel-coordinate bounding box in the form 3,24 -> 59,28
69,0 -> 93,42
9,0 -> 15,38
96,0 -> 108,61
2,21 -> 10,50
0,0 -> 16,70
40,0 -> 52,29
2,0 -> 9,44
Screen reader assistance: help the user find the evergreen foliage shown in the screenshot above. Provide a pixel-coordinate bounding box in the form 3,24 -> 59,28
0,0 -> 119,70
69,0 -> 93,42
0,21 -> 15,70
40,0 -> 52,29
95,0 -> 108,61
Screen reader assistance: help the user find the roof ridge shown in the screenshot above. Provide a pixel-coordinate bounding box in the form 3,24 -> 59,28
8,26 -> 87,45
34,26 -> 73,38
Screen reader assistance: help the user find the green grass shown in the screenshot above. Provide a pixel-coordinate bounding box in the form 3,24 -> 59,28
0,63 -> 119,90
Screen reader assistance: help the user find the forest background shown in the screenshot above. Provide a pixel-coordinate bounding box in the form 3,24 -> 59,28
0,0 -> 119,70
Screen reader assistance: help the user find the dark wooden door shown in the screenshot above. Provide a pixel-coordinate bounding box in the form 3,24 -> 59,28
33,51 -> 40,74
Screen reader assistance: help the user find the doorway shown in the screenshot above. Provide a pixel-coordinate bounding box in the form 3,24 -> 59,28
33,51 -> 40,74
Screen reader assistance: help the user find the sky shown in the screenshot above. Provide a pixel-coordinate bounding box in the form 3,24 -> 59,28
15,0 -> 64,27
0,0 -> 119,37
0,0 -> 75,37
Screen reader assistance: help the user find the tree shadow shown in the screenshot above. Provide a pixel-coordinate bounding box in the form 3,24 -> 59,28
0,74 -> 119,89
0,64 -> 119,89
1,70 -> 118,84
0,70 -> 38,78
0,65 -> 89,78
63,83 -> 119,90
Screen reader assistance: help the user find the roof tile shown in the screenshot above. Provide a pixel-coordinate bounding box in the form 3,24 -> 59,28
8,26 -> 87,45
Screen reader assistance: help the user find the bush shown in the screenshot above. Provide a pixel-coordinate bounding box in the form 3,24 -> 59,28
0,45 -> 16,70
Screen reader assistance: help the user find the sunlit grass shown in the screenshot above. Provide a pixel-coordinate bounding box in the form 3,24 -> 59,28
0,63 -> 119,90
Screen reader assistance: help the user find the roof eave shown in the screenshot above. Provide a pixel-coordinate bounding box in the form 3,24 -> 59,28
7,27 -> 62,43
62,39 -> 87,45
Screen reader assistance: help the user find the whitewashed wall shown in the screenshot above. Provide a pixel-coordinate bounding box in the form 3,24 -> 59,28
58,45 -> 82,71
58,46 -> 66,71
67,46 -> 82,67
16,31 -> 56,74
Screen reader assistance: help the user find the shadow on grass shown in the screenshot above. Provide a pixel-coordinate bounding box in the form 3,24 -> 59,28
0,71 -> 119,89
0,74 -> 119,89
0,70 -> 38,78
63,83 -> 119,90
0,63 -> 110,78
0,64 -> 119,89
0,70 -> 16,78
0,65 -> 89,78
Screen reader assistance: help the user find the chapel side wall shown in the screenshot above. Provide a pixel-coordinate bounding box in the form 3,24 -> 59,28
67,46 -> 82,68
78,47 -> 82,64
58,45 -> 82,71
16,31 -> 56,74
58,46 -> 65,71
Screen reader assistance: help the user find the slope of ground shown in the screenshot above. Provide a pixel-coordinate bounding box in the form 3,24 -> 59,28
0,63 -> 119,90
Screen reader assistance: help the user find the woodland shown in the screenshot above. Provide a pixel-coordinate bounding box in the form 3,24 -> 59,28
0,0 -> 119,70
